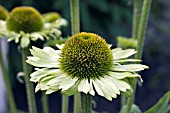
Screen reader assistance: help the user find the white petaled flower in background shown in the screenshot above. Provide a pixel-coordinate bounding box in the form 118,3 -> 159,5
27,32 -> 148,100
0,6 -> 67,48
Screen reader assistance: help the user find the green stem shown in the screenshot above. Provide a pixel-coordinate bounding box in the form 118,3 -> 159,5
41,92 -> 49,113
0,40 -> 17,113
126,0 -> 152,113
21,46 -> 37,113
70,0 -> 80,34
81,93 -> 92,113
132,0 -> 141,39
126,79 -> 136,113
70,0 -> 81,113
121,96 -> 126,108
135,0 -> 152,59
62,95 -> 69,113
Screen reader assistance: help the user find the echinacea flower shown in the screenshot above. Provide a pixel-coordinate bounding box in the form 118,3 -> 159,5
0,5 -> 9,21
26,32 -> 148,100
0,6 -> 67,48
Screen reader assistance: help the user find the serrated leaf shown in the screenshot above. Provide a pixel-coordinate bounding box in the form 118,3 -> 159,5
144,91 -> 170,113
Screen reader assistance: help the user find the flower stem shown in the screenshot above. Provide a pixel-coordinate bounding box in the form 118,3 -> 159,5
135,0 -> 152,59
126,0 -> 152,113
62,95 -> 69,113
132,0 -> 142,39
70,0 -> 81,113
0,39 -> 17,113
81,93 -> 92,113
41,92 -> 49,113
70,0 -> 80,34
21,46 -> 37,113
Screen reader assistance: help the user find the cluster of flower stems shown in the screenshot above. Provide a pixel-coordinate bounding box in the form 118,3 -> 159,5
0,0 -> 152,113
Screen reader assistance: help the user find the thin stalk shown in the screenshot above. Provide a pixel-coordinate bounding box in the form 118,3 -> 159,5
41,92 -> 49,113
132,0 -> 142,39
21,46 -> 37,113
121,96 -> 126,108
70,0 -> 80,34
126,0 -> 152,113
70,0 -> 81,113
135,0 -> 152,59
0,39 -> 17,113
62,95 -> 69,113
81,93 -> 92,113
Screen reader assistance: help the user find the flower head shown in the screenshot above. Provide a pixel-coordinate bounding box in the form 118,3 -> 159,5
6,7 -> 43,33
42,12 -> 61,23
0,5 -> 9,20
117,36 -> 137,49
27,32 -> 148,100
0,6 -> 67,48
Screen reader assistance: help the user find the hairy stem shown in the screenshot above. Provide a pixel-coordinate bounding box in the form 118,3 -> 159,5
41,92 -> 49,113
70,0 -> 81,113
0,39 -> 17,113
22,46 -> 37,113
126,0 -> 152,113
81,93 -> 92,113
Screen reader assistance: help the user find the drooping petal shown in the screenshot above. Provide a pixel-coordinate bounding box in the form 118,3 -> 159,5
114,59 -> 141,63
26,46 -> 61,68
20,35 -> 30,48
78,79 -> 90,94
89,80 -> 95,96
99,77 -> 118,98
56,44 -> 64,50
112,48 -> 137,60
30,33 -> 44,41
112,64 -> 149,72
59,77 -> 78,91
61,80 -> 80,96
30,68 -> 62,82
92,80 -> 104,97
94,79 -> 113,100
107,76 -> 131,92
109,71 -> 143,82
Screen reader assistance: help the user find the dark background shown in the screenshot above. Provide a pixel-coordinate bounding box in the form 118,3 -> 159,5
0,0 -> 170,113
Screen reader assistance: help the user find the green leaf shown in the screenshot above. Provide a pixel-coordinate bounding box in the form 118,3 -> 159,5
144,91 -> 170,113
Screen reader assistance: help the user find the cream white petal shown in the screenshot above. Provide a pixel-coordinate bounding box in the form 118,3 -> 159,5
89,80 -> 95,96
56,44 -> 65,50
108,76 -> 130,92
26,46 -> 60,68
112,48 -> 137,60
30,33 -> 44,41
30,68 -> 62,82
92,80 -> 104,96
95,79 -> 112,100
99,77 -> 118,98
114,59 -> 141,63
59,77 -> 78,91
78,79 -> 90,94
61,80 -> 80,96
113,64 -> 149,72
102,76 -> 120,95
20,35 -> 30,48
46,86 -> 60,94
27,56 -> 60,68
109,71 -> 143,82
46,74 -> 68,86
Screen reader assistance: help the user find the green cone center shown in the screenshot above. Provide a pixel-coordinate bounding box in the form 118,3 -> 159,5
59,32 -> 114,80
6,6 -> 44,33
